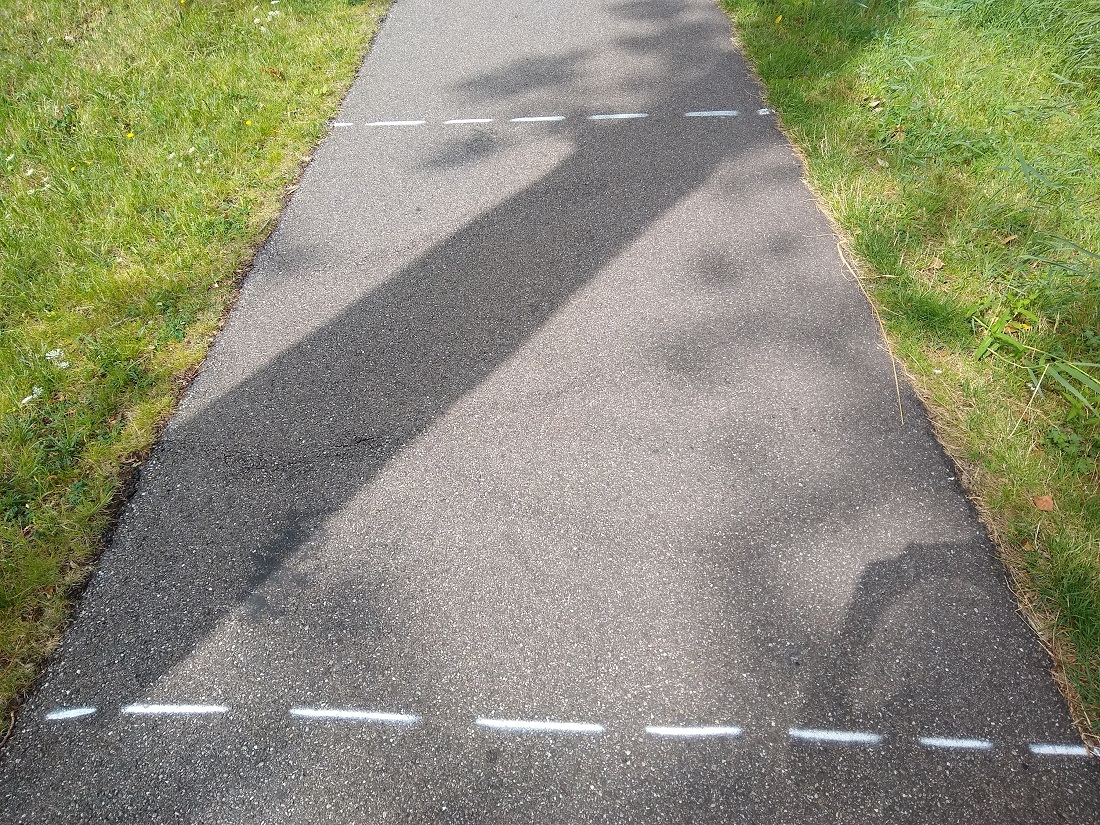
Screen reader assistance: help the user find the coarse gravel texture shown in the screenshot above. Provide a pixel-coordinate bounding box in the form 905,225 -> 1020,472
1,0 -> 1098,822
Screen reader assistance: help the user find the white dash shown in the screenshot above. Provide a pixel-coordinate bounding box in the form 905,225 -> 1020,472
121,704 -> 228,715
588,113 -> 648,120
509,116 -> 566,123
1029,743 -> 1093,757
333,122 -> 355,127
789,727 -> 882,745
444,118 -> 494,124
685,110 -> 740,117
919,736 -> 993,751
476,717 -> 604,734
45,707 -> 96,721
757,108 -> 774,116
646,725 -> 742,738
289,708 -> 420,724
368,120 -> 427,127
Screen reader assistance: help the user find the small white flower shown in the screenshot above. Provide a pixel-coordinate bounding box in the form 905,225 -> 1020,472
260,25 -> 267,32
45,349 -> 64,361
5,154 -> 13,162
268,9 -> 279,16
167,152 -> 176,160
20,386 -> 44,406
254,17 -> 261,23
188,146 -> 196,154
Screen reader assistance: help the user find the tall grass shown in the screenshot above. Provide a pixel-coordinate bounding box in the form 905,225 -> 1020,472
722,0 -> 1100,738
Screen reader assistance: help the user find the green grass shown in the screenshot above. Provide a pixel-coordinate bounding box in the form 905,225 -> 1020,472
721,0 -> 1100,738
0,0 -> 390,726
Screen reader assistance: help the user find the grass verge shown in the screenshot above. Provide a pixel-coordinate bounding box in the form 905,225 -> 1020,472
0,0 -> 390,731
720,0 -> 1100,741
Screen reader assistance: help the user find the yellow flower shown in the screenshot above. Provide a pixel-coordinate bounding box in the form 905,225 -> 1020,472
246,120 -> 252,126
126,132 -> 134,139
775,14 -> 782,23
70,166 -> 76,171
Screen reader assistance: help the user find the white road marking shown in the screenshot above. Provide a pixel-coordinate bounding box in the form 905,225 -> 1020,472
509,116 -> 566,123
789,727 -> 882,745
444,118 -> 494,124
757,108 -> 774,115
121,704 -> 229,715
685,110 -> 740,117
918,736 -> 993,750
333,122 -> 355,127
646,725 -> 742,738
588,113 -> 648,120
368,120 -> 427,127
1029,743 -> 1093,757
289,708 -> 420,724
476,717 -> 604,734
45,707 -> 96,721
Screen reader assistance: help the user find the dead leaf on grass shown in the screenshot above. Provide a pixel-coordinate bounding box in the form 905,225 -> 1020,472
1034,495 -> 1055,512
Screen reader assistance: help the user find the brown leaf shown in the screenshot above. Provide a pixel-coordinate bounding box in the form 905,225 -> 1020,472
1034,495 -> 1055,512
1000,234 -> 1019,245
930,257 -> 944,270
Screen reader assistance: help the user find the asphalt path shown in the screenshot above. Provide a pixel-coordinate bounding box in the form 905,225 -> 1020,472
2,0 -> 1098,822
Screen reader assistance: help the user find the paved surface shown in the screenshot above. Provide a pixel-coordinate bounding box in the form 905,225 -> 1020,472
2,0 -> 1098,822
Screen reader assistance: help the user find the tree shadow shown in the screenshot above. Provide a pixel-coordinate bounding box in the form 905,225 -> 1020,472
20,0 -> 769,720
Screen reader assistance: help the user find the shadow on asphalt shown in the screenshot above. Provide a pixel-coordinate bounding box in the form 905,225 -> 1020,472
53,0 -> 759,720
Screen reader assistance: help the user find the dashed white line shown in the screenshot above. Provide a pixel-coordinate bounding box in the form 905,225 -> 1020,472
475,717 -> 604,734
121,704 -> 229,715
588,113 -> 648,120
45,707 -> 96,721
368,120 -> 427,127
685,110 -> 740,117
444,118 -> 494,124
333,122 -> 355,127
646,725 -> 742,738
918,736 -> 993,751
789,727 -> 882,745
757,108 -> 774,115
289,708 -> 420,724
1029,743 -> 1093,757
509,116 -> 566,123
